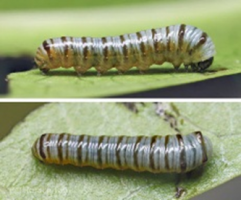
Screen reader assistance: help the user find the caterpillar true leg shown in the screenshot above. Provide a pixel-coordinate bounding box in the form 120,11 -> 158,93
184,64 -> 189,71
40,67 -> 49,75
74,66 -> 83,76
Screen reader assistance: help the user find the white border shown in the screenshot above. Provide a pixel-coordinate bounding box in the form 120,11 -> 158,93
0,98 -> 240,102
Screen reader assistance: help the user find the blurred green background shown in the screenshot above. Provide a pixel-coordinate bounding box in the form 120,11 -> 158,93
1,0 -> 240,56
0,0 -> 169,10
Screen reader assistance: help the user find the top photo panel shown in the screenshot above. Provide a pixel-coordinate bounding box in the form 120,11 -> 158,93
1,0 -> 240,98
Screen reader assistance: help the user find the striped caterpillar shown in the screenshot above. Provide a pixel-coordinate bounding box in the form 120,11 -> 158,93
32,132 -> 213,173
34,24 -> 216,75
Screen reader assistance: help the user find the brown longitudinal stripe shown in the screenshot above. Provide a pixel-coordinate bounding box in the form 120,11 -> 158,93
65,134 -> 70,161
50,38 -> 54,44
61,36 -> 69,59
85,135 -> 91,164
45,134 -> 52,160
194,131 -> 208,163
89,38 -> 96,65
39,134 -> 47,160
110,36 -> 118,66
164,135 -> 170,170
105,136 -> 111,167
133,136 -> 142,170
69,37 -> 74,50
111,37 -> 118,67
178,24 -> 186,51
149,136 -> 157,170
101,37 -> 108,62
50,39 -> 54,60
97,136 -> 104,167
70,37 -> 78,66
120,35 -> 128,61
166,26 -> 170,52
57,133 -> 65,163
151,29 -> 159,53
82,37 -> 88,61
176,134 -> 186,172
42,40 -> 52,60
116,136 -> 123,168
77,135 -> 85,165
136,32 -> 146,57
34,56 -> 42,63
195,32 -> 207,49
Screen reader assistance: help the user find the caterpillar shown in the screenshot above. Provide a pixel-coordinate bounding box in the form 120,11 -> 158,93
34,24 -> 215,75
32,132 -> 213,173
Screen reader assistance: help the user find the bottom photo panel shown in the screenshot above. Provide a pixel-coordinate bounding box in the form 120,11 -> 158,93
0,102 -> 240,200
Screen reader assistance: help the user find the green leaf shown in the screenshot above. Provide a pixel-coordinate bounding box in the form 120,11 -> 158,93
1,0 -> 241,97
0,103 -> 240,200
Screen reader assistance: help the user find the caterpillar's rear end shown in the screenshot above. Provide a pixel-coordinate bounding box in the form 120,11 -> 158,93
34,24 -> 215,75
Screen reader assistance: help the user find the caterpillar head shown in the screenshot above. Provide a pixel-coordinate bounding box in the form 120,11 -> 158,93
185,25 -> 216,72
191,57 -> 214,72
198,57 -> 214,71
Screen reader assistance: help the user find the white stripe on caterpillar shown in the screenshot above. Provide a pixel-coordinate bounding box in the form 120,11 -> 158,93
32,132 -> 213,173
34,24 -> 215,75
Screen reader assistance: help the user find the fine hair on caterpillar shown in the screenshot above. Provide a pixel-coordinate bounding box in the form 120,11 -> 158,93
34,24 -> 215,76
